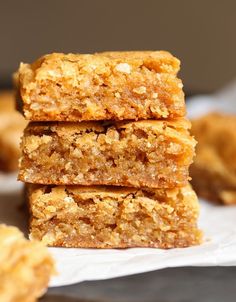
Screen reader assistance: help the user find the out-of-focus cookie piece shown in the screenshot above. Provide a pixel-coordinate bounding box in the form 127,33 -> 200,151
0,91 -> 16,111
0,224 -> 55,302
0,91 -> 27,172
190,112 -> 236,204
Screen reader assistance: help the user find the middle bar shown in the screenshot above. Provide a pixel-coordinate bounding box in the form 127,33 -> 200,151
19,118 -> 196,188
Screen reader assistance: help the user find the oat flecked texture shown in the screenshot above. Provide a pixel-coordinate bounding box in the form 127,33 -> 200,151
15,50 -> 202,250
27,183 -> 202,248
16,51 -> 185,121
0,224 -> 55,302
19,119 -> 196,188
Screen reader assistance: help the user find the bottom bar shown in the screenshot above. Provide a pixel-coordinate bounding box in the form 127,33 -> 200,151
28,184 -> 202,249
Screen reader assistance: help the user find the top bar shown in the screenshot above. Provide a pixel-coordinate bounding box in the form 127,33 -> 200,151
16,51 -> 185,121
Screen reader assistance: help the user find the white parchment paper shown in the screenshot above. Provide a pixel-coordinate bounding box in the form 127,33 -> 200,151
1,81 -> 236,287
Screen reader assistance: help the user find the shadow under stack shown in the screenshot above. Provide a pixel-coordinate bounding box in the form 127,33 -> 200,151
16,51 -> 202,248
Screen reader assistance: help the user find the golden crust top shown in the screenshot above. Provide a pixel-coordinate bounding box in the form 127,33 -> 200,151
24,118 -> 191,134
16,51 -> 180,92
28,183 -> 199,215
24,119 -> 195,149
119,118 -> 191,130
18,51 -> 180,81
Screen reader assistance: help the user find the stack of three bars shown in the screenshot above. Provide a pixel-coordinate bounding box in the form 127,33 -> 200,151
16,51 -> 202,248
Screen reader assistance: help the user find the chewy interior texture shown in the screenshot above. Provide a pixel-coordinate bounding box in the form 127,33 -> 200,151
28,184 -> 202,249
19,119 -> 196,188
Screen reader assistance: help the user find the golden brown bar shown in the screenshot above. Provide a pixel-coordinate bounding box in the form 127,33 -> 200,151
16,51 -> 185,121
190,113 -> 236,205
0,91 -> 27,172
19,119 -> 196,188
28,184 -> 202,249
0,224 -> 54,302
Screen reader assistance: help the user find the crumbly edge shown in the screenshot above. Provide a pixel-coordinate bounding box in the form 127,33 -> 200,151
23,118 -> 193,137
20,51 -> 181,78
